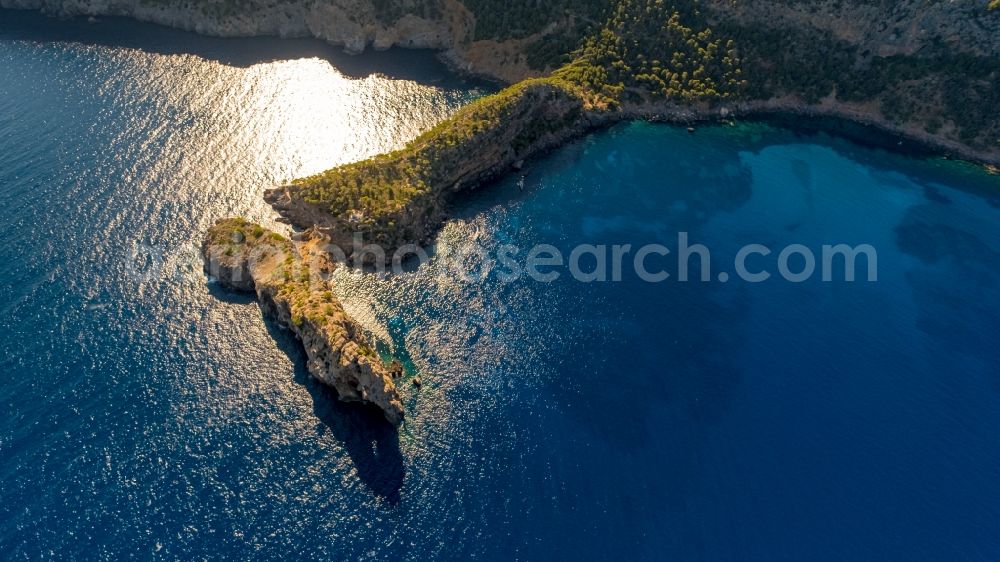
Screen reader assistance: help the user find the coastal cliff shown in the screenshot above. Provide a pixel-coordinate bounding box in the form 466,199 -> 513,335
259,0 -> 1000,258
266,79 -> 603,256
13,0 -> 998,426
0,0 -> 539,82
7,0 -> 999,154
0,0 -> 456,51
201,218 -> 405,426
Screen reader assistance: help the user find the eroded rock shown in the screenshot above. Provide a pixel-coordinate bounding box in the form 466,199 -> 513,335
202,218 -> 404,427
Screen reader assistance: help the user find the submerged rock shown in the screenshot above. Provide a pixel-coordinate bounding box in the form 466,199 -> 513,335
202,218 -> 404,427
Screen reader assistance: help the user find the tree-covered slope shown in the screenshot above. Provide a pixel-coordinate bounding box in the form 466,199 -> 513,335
268,0 -> 998,253
19,0 -> 995,247
274,0 -> 752,250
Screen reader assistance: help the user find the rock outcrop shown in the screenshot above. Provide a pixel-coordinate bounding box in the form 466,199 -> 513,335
202,218 -> 404,427
0,0 -> 514,78
266,79 -> 609,259
1,0 -> 452,47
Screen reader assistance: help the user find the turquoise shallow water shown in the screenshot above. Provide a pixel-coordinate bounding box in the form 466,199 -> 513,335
3,10 -> 1000,561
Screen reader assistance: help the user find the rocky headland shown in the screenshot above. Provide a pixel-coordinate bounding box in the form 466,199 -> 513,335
8,0 -> 999,241
201,218 -> 404,426
12,0 -> 998,424
260,0 -> 1000,261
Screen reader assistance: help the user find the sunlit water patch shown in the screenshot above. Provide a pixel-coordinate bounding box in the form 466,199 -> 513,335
3,10 -> 1000,561
0,11 -> 488,559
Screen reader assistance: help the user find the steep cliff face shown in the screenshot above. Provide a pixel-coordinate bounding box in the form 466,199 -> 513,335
0,0 -> 543,78
202,218 -> 405,427
2,0 -> 460,50
266,79 -> 600,258
6,0 -> 1000,84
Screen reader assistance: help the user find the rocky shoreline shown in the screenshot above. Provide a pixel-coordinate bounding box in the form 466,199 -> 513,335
269,91 -> 999,262
667,100 -> 1000,169
12,1 -> 997,428
201,218 -> 405,426
0,0 -> 527,80
6,2 -> 999,169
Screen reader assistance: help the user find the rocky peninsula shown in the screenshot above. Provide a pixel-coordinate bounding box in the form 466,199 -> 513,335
202,218 -> 404,426
13,0 -> 998,424
263,0 -> 1000,260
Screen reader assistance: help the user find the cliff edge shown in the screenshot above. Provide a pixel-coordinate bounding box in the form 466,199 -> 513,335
201,218 -> 405,426
262,0 -> 1000,259
266,78 -> 602,256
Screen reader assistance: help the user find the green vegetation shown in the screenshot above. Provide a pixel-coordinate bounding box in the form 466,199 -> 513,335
291,77 -> 585,244
288,0 -> 747,246
461,0 -> 609,41
206,219 -> 345,326
204,217 -> 290,252
557,0 -> 744,104
719,19 -> 1000,146
271,0 -> 1000,249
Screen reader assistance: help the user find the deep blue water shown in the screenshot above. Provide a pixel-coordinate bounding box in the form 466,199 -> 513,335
3,10 -> 1000,561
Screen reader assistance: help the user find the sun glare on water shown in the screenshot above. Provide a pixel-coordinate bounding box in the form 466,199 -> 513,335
96,49 -> 473,210
235,57 -> 411,179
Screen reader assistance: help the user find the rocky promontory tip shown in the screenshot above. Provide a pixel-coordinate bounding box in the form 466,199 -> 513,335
202,218 -> 405,427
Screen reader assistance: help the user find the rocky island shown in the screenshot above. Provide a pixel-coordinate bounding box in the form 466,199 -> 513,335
13,0 -> 998,424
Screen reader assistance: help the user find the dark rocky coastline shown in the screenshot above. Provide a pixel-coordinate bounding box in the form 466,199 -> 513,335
201,219 -> 405,427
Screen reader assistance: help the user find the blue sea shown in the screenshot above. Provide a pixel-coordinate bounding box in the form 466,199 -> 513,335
2,10 -> 1000,561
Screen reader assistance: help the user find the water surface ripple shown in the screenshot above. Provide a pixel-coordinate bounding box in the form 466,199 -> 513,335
2,10 -> 1000,561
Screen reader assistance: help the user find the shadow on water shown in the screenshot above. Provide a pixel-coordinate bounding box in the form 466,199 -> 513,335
740,115 -> 1000,201
0,8 -> 484,86
206,281 -> 257,305
207,281 -> 406,501
262,316 -> 406,504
